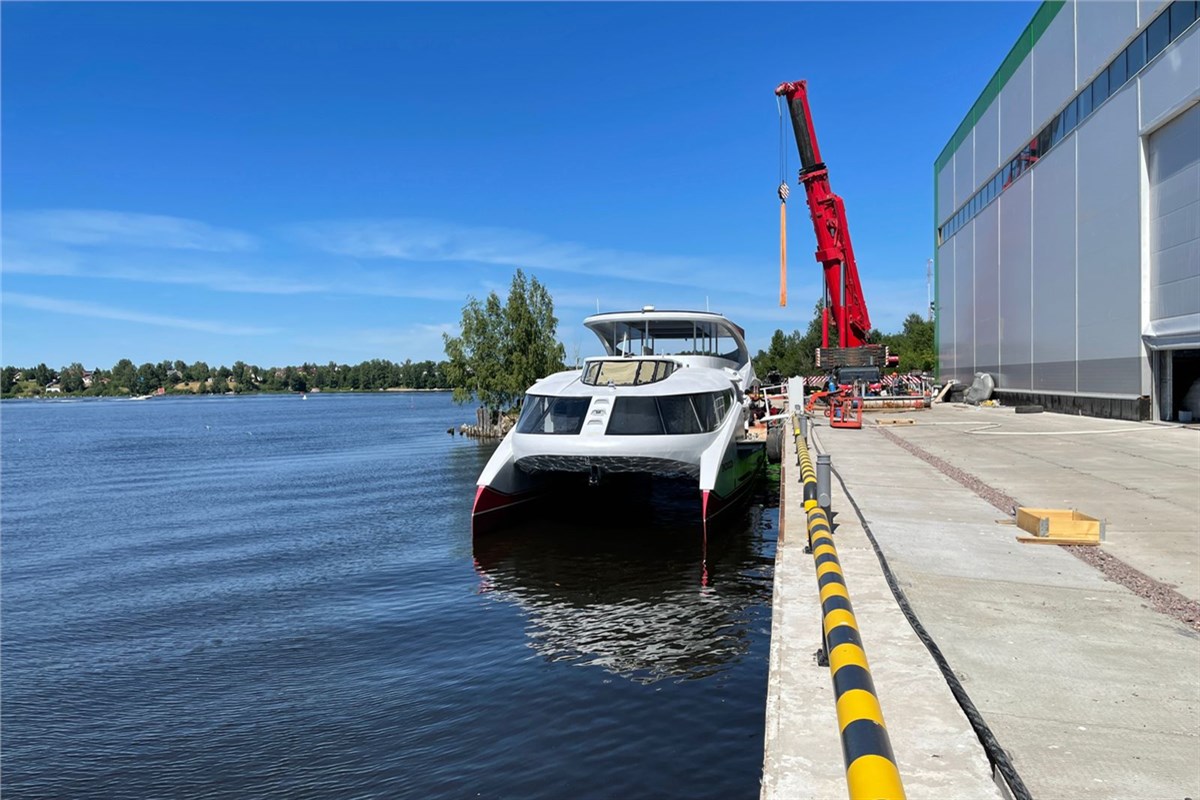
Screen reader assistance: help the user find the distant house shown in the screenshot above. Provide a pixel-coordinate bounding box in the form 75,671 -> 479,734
82,370 -> 95,388
46,382 -> 62,394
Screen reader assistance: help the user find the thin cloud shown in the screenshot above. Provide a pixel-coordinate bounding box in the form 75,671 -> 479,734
3,292 -> 278,336
290,218 -> 743,289
3,241 -> 475,302
4,210 -> 257,252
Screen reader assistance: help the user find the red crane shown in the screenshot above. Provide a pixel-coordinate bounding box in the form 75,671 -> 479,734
775,80 -> 872,349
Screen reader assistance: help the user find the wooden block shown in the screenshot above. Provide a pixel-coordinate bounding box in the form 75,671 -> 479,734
874,418 -> 916,426
1016,535 -> 1101,546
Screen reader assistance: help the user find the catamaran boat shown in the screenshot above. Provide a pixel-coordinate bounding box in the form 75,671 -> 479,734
473,307 -> 775,531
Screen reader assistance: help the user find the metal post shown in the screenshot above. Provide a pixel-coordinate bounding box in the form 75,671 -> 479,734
816,453 -> 832,511
799,414 -> 808,440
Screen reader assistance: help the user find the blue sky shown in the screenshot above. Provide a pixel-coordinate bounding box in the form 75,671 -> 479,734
2,1 -> 1036,369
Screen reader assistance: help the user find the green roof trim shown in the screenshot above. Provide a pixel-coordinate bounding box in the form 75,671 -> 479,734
934,1 -> 1066,174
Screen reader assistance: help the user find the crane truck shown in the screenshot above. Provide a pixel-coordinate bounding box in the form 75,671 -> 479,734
775,80 -> 913,425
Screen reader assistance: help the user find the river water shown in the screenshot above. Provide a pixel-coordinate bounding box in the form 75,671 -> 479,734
1,392 -> 777,798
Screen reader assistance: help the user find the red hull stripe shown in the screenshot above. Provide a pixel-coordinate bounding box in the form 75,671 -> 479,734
472,485 -> 540,517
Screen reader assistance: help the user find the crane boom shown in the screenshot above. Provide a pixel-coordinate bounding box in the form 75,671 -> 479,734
775,80 -> 872,349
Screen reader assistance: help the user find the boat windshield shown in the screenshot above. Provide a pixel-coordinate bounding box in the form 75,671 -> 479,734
588,318 -> 747,363
581,359 -> 675,387
515,395 -> 590,435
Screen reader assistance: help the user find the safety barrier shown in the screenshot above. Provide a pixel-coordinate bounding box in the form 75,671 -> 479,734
794,416 -> 906,800
793,417 -> 819,511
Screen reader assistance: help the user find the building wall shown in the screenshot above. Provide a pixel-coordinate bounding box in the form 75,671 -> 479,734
934,0 -> 1200,405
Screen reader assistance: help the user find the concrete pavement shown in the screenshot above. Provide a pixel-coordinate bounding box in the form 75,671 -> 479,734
763,403 -> 1199,799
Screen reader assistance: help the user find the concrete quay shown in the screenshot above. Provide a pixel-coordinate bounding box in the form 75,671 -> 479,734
762,404 -> 1200,799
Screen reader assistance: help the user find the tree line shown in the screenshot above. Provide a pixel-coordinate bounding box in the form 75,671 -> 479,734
751,304 -> 936,379
1,358 -> 452,398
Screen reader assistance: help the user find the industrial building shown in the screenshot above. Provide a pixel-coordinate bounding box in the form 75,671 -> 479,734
934,0 -> 1199,420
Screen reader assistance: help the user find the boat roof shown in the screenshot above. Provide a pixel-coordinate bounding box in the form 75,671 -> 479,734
583,309 -> 746,340
583,309 -> 749,361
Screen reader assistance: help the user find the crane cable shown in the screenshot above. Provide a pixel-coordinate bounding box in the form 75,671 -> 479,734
777,96 -> 789,307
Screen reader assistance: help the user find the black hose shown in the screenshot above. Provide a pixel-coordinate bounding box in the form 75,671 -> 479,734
820,446 -> 1034,800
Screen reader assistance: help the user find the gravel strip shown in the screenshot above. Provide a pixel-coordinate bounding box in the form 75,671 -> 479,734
875,427 -> 1200,633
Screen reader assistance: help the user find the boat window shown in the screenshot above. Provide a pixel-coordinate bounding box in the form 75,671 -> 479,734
606,390 -> 733,435
515,395 -> 590,435
658,395 -> 703,434
607,397 -> 664,435
692,390 -> 733,432
581,359 -> 675,386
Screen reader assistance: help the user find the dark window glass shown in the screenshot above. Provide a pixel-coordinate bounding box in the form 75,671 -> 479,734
1092,70 -> 1110,106
1078,83 -> 1094,119
1037,126 -> 1052,157
1064,96 -> 1078,132
1050,113 -> 1064,147
658,395 -> 703,434
1148,11 -> 1170,60
1126,32 -> 1147,75
1171,0 -> 1197,37
516,395 -> 590,435
608,397 -> 663,435
692,393 -> 719,431
1109,49 -> 1128,90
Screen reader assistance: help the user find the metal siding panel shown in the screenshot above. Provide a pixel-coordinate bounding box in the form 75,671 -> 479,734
1138,19 -> 1200,129
974,203 -> 1001,377
1032,5 -> 1077,126
1000,57 -> 1034,167
999,173 -> 1033,390
954,134 -> 975,208
974,101 -> 1000,188
938,163 -> 955,223
1149,103 -> 1200,328
1030,142 -> 1077,391
955,223 -> 976,384
1077,87 -> 1143,395
938,241 -> 956,377
1139,0 -> 1171,26
1077,0 -> 1138,88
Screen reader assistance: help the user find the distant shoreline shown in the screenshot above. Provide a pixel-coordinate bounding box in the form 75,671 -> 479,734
1,388 -> 453,402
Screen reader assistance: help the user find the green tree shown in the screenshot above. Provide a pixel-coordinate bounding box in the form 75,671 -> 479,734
2,366 -> 17,395
33,363 -> 53,387
879,313 -> 935,372
443,269 -> 565,413
111,359 -> 137,393
60,363 -> 86,393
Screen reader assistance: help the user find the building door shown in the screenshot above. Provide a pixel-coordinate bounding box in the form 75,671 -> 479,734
1147,104 -> 1200,421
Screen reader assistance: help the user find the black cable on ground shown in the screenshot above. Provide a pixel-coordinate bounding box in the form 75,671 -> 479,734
817,439 -> 1033,800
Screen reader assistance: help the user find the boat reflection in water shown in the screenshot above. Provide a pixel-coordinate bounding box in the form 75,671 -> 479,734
472,478 -> 777,684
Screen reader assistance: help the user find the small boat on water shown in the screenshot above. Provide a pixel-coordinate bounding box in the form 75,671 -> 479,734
473,307 -> 776,532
